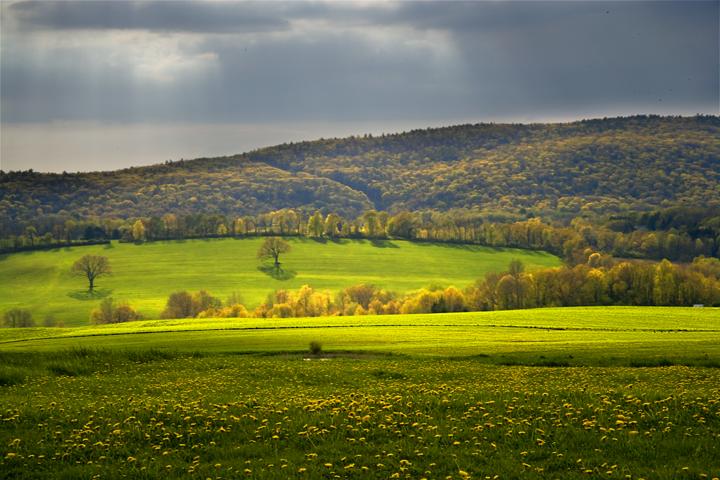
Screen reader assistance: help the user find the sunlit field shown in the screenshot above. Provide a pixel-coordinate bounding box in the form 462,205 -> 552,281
1,307 -> 719,365
0,238 -> 561,327
1,307 -> 719,478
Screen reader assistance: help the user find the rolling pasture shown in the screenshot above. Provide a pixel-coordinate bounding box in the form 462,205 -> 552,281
0,238 -> 561,327
1,307 -> 720,478
1,242 -> 719,478
1,307 -> 719,366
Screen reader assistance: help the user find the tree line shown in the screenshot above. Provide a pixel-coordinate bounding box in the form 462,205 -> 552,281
151,255 -> 720,321
1,207 -> 718,263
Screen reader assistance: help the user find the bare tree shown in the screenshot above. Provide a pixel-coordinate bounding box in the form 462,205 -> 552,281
71,254 -> 111,292
257,237 -> 291,270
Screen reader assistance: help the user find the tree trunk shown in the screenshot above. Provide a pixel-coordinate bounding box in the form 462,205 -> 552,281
89,276 -> 94,292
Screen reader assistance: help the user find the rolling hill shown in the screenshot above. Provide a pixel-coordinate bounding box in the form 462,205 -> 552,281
1,115 -> 719,227
0,237 -> 561,326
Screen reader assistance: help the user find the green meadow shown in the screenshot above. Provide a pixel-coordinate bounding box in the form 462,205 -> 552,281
1,307 -> 719,366
2,241 -> 719,479
0,238 -> 560,326
1,307 -> 719,479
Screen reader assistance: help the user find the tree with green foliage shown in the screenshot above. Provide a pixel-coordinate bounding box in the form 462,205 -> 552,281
24,226 -> 38,246
508,259 -> 525,308
3,308 -> 34,328
308,211 -> 324,238
324,213 -> 341,238
71,254 -> 111,292
495,275 -> 519,310
387,212 -> 418,238
257,237 -> 291,270
362,211 -> 382,238
653,259 -> 678,305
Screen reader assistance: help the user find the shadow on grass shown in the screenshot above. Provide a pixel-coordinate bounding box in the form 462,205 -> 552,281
67,288 -> 113,301
370,239 -> 399,248
257,265 -> 297,281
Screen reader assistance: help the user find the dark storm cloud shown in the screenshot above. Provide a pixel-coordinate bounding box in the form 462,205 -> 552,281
7,0 -> 290,33
1,1 -> 718,124
445,1 -> 719,116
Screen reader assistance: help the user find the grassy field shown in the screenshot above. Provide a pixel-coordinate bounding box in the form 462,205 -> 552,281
0,238 -> 560,327
1,307 -> 719,479
1,307 -> 719,366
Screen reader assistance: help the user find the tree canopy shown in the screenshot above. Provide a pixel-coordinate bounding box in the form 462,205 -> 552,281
71,254 -> 111,291
1,116 -> 718,231
257,237 -> 291,269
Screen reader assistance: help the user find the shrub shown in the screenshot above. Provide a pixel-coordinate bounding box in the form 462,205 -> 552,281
161,291 -> 195,318
90,298 -> 114,324
192,290 -> 222,313
342,284 -> 378,309
309,341 -> 322,355
113,303 -> 142,323
91,298 -> 141,324
269,303 -> 294,318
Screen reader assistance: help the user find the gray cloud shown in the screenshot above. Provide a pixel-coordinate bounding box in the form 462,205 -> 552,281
7,0 -> 290,33
1,1 -> 718,171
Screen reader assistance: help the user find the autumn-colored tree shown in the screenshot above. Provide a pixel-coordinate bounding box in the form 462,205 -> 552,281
441,286 -> 466,312
342,284 -> 378,309
132,219 -> 146,242
71,255 -> 111,292
233,218 -> 245,236
161,213 -> 178,238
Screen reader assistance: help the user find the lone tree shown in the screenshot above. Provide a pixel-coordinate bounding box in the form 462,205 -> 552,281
71,254 -> 111,292
257,237 -> 291,270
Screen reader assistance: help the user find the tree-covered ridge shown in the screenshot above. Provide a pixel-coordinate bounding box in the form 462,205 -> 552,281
255,116 -> 720,214
1,115 -> 718,226
0,161 -> 373,222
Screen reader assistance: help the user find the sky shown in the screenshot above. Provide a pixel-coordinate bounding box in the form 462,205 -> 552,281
1,0 -> 718,173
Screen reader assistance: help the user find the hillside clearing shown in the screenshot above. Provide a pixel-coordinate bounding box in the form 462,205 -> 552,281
0,238 -> 560,326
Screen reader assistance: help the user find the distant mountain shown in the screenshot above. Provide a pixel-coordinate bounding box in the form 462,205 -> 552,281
1,115 -> 719,224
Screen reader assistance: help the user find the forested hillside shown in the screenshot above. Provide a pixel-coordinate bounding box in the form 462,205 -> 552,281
1,115 -> 718,228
